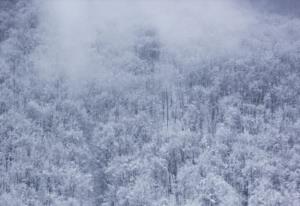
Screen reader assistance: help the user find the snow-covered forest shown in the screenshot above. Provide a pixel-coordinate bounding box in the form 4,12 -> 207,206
0,0 -> 300,205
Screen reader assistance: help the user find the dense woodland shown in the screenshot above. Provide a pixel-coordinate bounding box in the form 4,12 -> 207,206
0,0 -> 300,205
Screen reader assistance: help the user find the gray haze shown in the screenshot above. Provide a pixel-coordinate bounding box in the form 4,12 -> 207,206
36,0 -> 255,82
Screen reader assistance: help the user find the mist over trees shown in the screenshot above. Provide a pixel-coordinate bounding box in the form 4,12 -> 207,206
247,0 -> 300,16
0,0 -> 300,205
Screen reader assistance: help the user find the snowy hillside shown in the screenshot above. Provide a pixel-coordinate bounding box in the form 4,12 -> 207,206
0,0 -> 300,205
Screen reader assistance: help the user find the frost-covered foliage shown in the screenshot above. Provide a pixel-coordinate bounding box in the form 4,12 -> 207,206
0,0 -> 300,206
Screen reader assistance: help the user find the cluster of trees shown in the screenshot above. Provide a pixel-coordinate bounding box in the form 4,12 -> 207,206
0,0 -> 300,206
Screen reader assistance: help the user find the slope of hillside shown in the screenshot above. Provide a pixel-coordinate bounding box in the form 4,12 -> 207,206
0,0 -> 300,205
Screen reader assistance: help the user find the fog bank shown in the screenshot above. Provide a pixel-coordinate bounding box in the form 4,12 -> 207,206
35,0 -> 256,83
